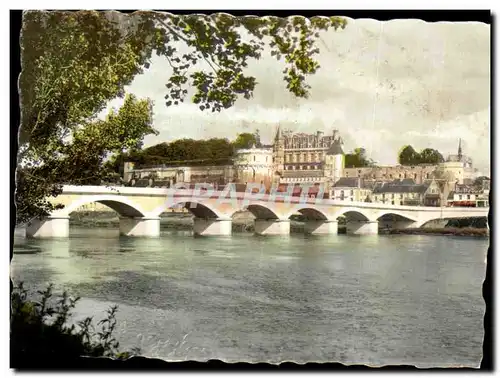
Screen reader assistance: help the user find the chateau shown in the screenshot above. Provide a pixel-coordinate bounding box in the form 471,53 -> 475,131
123,128 -> 485,207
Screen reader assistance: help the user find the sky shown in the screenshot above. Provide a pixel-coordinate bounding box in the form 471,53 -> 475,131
111,16 -> 490,175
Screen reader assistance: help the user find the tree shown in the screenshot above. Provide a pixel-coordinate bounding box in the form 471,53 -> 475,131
397,146 -> 444,166
473,176 -> 490,189
17,11 -> 347,224
418,148 -> 444,164
345,147 -> 374,167
233,132 -> 258,150
398,145 -> 419,165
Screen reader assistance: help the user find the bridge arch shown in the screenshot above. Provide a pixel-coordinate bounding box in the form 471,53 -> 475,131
331,208 -> 374,222
284,206 -> 329,220
152,198 -> 225,219
376,211 -> 418,223
54,195 -> 148,218
242,203 -> 281,220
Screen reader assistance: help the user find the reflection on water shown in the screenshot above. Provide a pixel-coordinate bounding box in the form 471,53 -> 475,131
11,227 -> 488,367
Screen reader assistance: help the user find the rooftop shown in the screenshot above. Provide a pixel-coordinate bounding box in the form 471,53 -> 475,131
326,138 -> 344,155
372,179 -> 429,194
333,177 -> 362,188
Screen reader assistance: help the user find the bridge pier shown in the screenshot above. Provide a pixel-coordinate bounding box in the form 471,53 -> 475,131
254,219 -> 290,236
119,217 -> 160,237
304,220 -> 338,235
346,220 -> 379,235
193,217 -> 232,236
26,216 -> 70,238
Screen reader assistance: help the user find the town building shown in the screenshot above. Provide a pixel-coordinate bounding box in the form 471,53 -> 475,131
331,177 -> 372,202
371,179 -> 444,207
122,128 -> 482,208
124,162 -> 235,189
343,164 -> 437,184
447,180 -> 490,208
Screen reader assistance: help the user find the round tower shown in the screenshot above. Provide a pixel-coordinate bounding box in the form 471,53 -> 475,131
234,145 -> 274,188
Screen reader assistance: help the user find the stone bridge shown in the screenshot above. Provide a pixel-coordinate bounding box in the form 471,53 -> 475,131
26,185 -> 490,238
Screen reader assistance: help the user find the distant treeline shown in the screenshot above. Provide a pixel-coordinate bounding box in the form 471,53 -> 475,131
398,145 -> 445,165
108,134 -> 448,176
108,132 -> 260,175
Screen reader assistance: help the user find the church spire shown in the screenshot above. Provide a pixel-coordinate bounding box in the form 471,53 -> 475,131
274,124 -> 282,142
458,138 -> 462,159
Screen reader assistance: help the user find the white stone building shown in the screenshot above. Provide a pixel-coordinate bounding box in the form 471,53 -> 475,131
233,144 -> 274,187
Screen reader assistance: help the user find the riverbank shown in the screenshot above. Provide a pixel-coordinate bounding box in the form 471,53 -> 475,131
67,211 -> 488,237
382,227 -> 489,237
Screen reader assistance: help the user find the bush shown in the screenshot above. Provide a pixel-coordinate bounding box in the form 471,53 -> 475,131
10,282 -> 141,365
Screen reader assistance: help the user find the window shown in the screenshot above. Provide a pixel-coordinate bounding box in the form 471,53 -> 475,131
399,174 -> 402,178
400,194 -> 403,199
346,172 -> 349,177
391,200 -> 395,205
391,194 -> 395,199
350,190 -> 354,195
467,194 -> 470,200
253,156 -> 256,161
459,195 -> 462,200
341,190 -> 344,195
266,156 -> 268,162
390,174 -> 393,179
351,198 -> 354,202
414,173 -> 417,180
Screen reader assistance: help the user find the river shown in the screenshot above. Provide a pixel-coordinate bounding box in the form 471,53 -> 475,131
11,227 -> 487,368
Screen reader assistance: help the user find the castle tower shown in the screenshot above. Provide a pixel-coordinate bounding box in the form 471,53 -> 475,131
323,132 -> 345,188
273,124 -> 285,176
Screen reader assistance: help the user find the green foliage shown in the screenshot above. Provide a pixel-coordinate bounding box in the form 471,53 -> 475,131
473,176 -> 490,188
446,217 -> 488,228
11,282 -> 141,364
17,11 -> 347,224
398,145 -> 419,165
233,132 -> 258,150
418,148 -> 444,164
159,13 -> 347,111
398,145 -> 444,166
344,147 -> 374,168
109,131 -> 265,173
